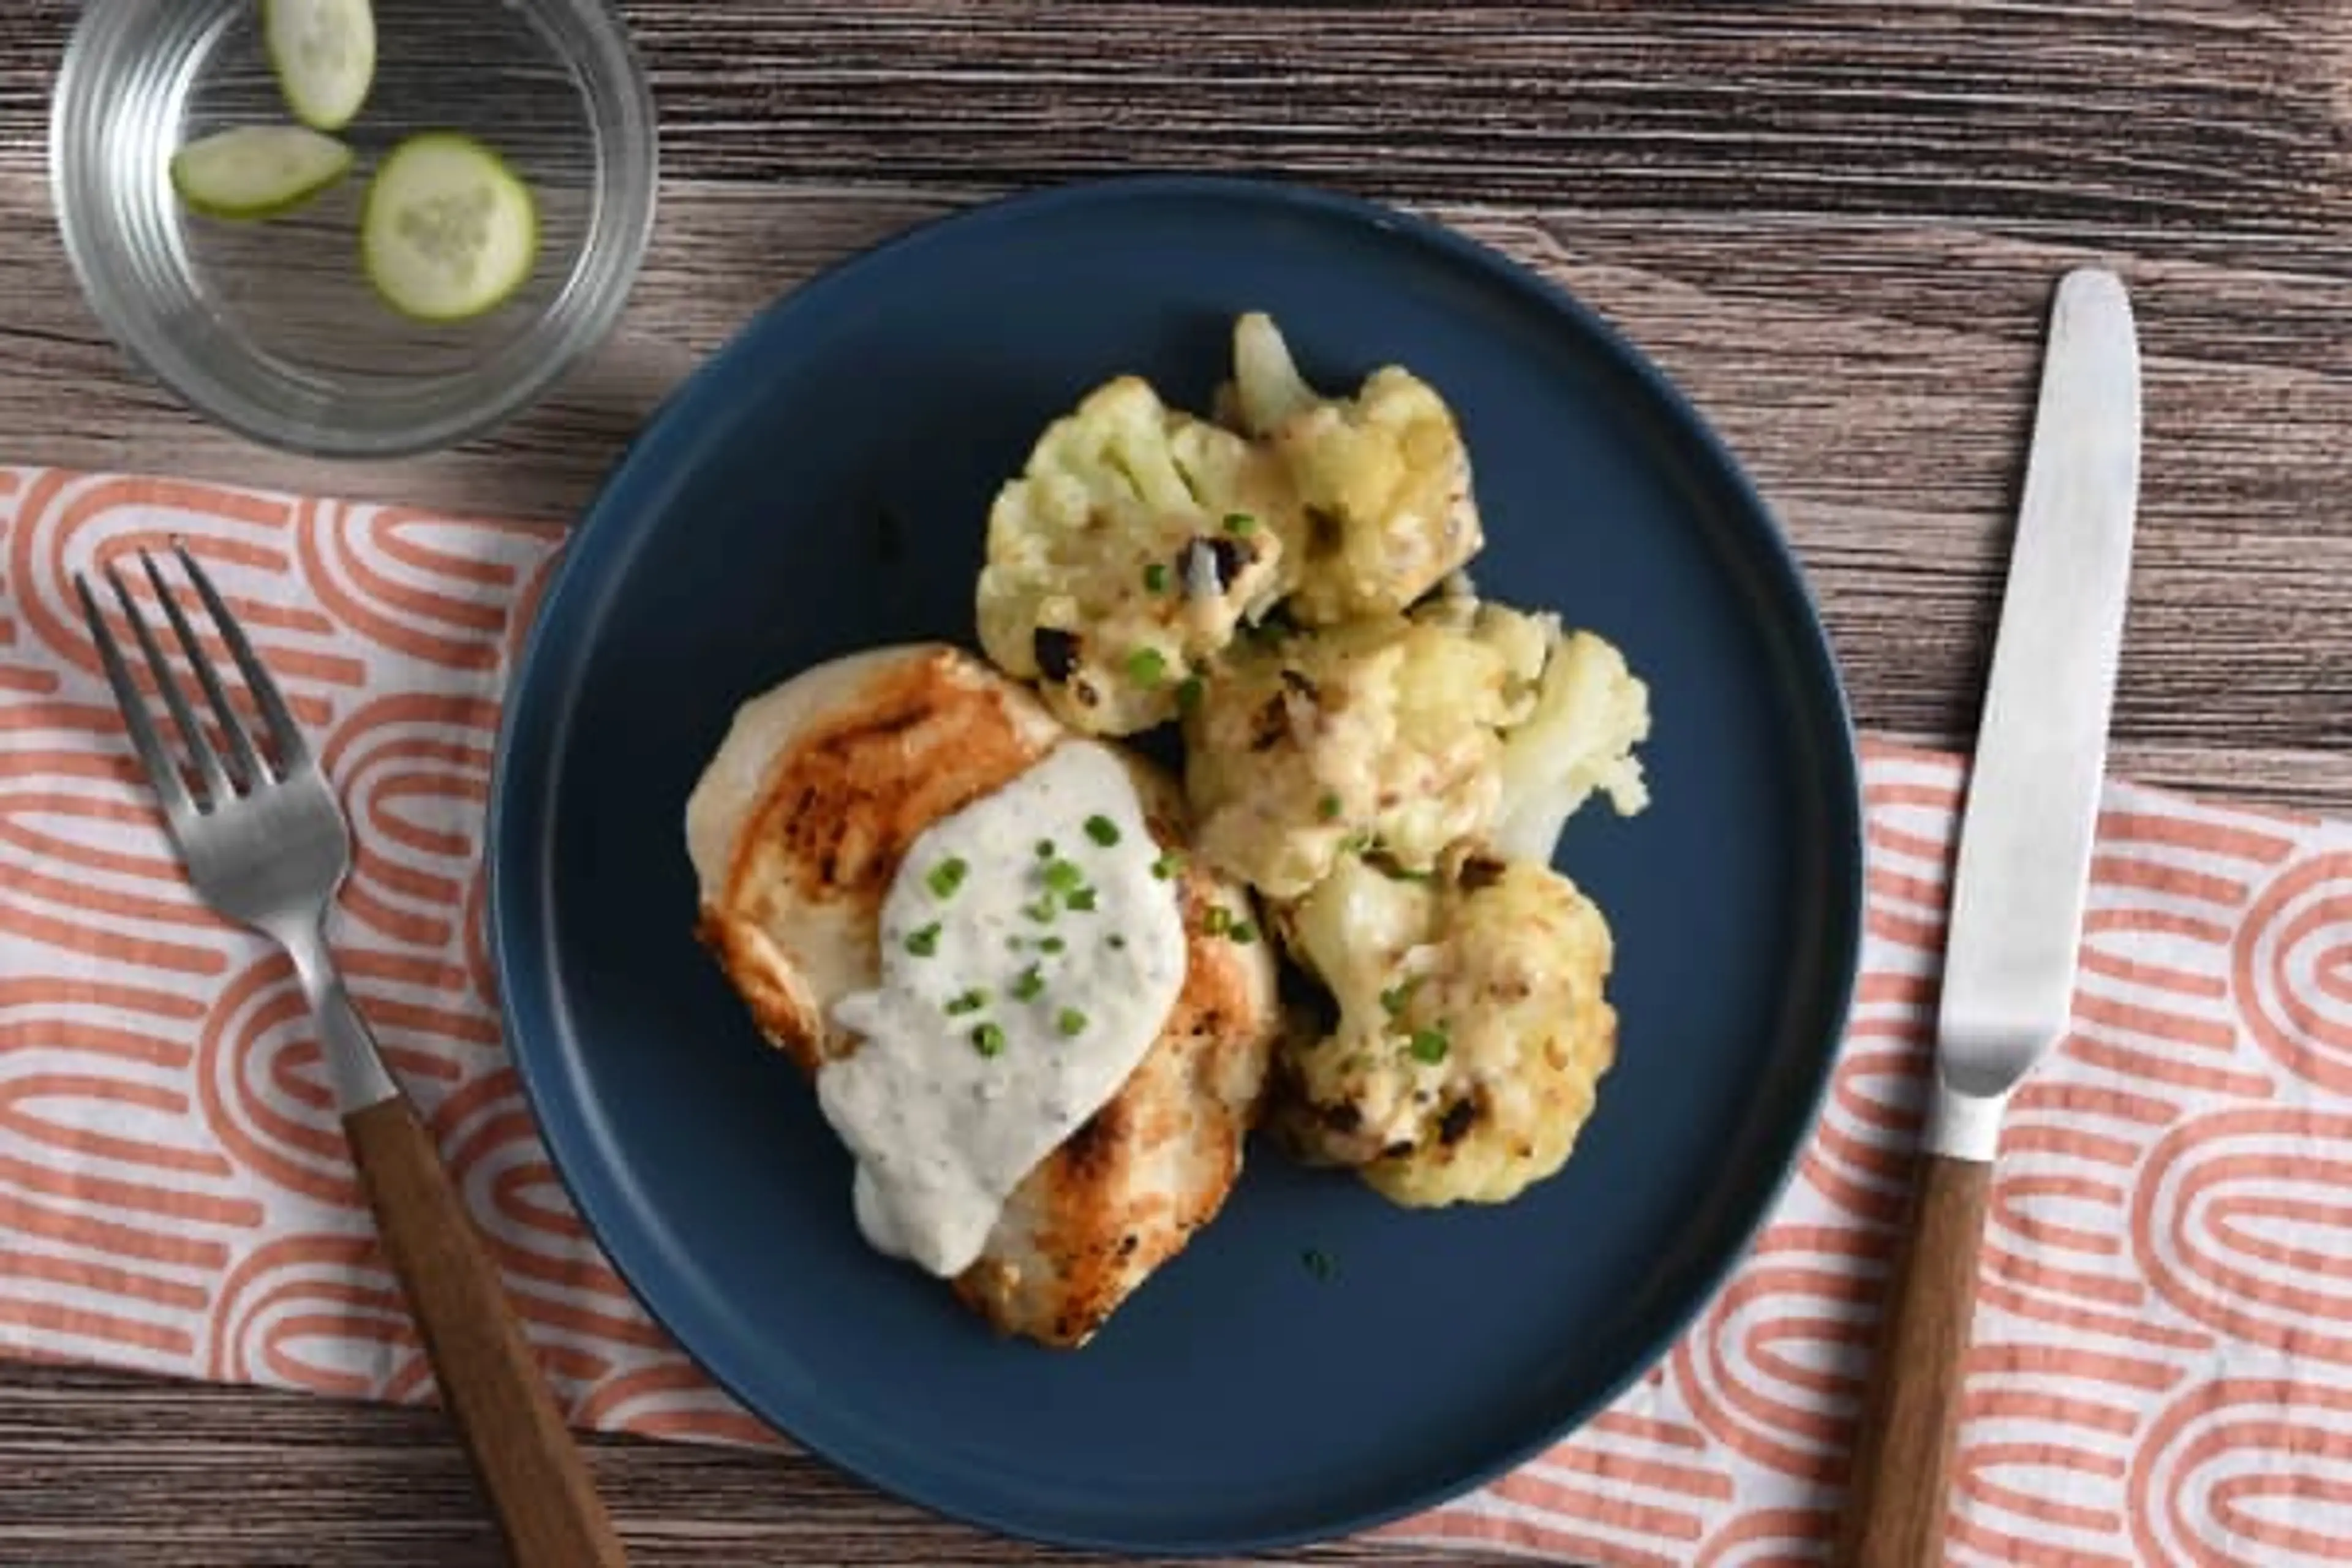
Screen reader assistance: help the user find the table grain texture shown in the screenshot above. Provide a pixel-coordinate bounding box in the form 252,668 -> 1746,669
3,1 -> 2350,1564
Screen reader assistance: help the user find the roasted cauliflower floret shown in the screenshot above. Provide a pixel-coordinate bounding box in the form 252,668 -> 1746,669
1223,312 -> 1483,624
1492,625 -> 1653,864
977,375 -> 1298,735
1183,603 -> 1547,899
1270,851 -> 1617,1206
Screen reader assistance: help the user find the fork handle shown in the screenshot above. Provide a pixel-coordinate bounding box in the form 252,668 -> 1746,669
345,1095 -> 630,1567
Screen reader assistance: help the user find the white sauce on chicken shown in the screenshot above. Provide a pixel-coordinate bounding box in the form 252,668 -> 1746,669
823,742 -> 1187,1276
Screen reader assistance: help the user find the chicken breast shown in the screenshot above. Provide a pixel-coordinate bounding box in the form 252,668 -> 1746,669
685,643 -> 1281,1347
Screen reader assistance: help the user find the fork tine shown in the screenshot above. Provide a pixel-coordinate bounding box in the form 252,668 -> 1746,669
172,542 -> 311,771
103,561 -> 232,812
75,573 -> 198,828
140,550 -> 266,791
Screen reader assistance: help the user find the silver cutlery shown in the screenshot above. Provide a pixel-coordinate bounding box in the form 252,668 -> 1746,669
1831,267 -> 2141,1566
78,542 -> 628,1568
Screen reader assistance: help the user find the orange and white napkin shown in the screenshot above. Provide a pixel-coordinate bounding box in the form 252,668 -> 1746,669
2,467 -> 2347,1565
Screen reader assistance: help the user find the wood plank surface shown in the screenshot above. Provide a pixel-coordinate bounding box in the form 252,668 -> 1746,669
1,0 -> 2348,1562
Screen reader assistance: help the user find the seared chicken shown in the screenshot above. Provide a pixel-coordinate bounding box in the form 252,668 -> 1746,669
685,643 -> 1281,1347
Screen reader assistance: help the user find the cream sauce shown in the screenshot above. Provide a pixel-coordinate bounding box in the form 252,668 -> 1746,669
821,741 -> 1187,1277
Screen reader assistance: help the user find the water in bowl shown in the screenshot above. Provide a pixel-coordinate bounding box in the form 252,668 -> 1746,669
88,0 -> 599,396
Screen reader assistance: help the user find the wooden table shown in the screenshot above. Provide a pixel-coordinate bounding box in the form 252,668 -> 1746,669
3,1 -> 2348,1563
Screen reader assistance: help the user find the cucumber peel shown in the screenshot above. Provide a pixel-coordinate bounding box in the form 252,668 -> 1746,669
263,0 -> 377,131
361,134 -> 540,322
170,124 -> 355,220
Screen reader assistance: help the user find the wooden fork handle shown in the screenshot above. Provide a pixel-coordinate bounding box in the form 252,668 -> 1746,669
345,1095 -> 629,1568
1831,1152 -> 1992,1568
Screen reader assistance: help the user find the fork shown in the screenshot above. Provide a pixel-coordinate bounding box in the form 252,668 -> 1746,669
78,543 -> 627,1568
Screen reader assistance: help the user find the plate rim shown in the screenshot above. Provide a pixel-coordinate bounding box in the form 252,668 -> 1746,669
488,170 -> 1867,1556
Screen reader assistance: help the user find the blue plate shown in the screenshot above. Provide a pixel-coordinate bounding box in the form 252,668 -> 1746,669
489,175 -> 1864,1556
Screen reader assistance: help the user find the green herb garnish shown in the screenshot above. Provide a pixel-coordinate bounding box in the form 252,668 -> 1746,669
1152,852 -> 1183,881
1057,1007 -> 1088,1037
1408,1027 -> 1450,1065
944,989 -> 989,1016
1024,899 -> 1058,924
1107,933 -> 1128,951
1224,512 -> 1257,536
1040,935 -> 1067,954
1042,859 -> 1085,894
903,923 -> 941,957
1202,906 -> 1232,937
1229,920 -> 1258,944
1380,979 -> 1420,1019
1084,815 -> 1120,847
1126,646 -> 1167,686
972,1022 -> 1006,1057
1011,965 -> 1046,1002
1143,562 -> 1169,594
1035,839 -> 1056,859
1066,886 -> 1099,912
1317,793 -> 1343,821
1175,676 -> 1205,715
926,857 -> 968,898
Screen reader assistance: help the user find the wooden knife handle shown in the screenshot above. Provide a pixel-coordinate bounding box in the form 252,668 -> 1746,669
345,1095 -> 629,1568
1831,1152 -> 1992,1568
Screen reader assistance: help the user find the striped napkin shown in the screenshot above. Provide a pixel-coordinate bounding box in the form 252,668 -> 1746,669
4,466 -> 2348,1565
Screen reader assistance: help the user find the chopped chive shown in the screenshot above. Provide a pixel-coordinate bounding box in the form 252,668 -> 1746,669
1107,933 -> 1128,950
972,1022 -> 1007,1057
1341,831 -> 1376,855
1084,815 -> 1120,847
1024,899 -> 1058,924
903,923 -> 941,957
1008,935 -> 1025,951
1057,1006 -> 1088,1037
1223,512 -> 1257,536
1175,676 -> 1205,715
1066,886 -> 1099,912
1035,839 -> 1057,859
925,857 -> 969,898
1143,561 -> 1169,594
1152,852 -> 1183,881
944,989 -> 989,1016
1042,859 -> 1085,894
1302,1247 -> 1336,1282
1203,906 -> 1232,937
1317,793 -> 1342,821
1126,646 -> 1167,686
1011,965 -> 1045,1001
1229,920 -> 1258,944
1040,935 -> 1067,954
1408,1027 -> 1450,1065
1380,979 -> 1420,1019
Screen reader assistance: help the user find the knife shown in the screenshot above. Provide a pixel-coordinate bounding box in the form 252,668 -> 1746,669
1831,267 -> 2141,1567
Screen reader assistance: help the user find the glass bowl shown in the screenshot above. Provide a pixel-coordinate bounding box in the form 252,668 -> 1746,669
51,0 -> 657,459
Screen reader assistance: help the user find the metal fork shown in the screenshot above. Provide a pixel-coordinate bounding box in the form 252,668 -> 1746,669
80,543 -> 627,1568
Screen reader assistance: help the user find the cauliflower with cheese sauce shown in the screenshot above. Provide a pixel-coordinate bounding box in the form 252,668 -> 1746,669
1182,599 -> 1548,900
976,375 -> 1300,735
1221,312 -> 1483,624
1268,850 -> 1618,1207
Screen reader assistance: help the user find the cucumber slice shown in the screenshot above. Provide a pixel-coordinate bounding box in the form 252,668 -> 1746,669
169,124 -> 355,220
263,0 -> 377,132
360,134 -> 540,322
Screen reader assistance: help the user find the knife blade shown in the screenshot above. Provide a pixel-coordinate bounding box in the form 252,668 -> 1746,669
1833,266 -> 2140,1568
1932,266 -> 2141,1158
